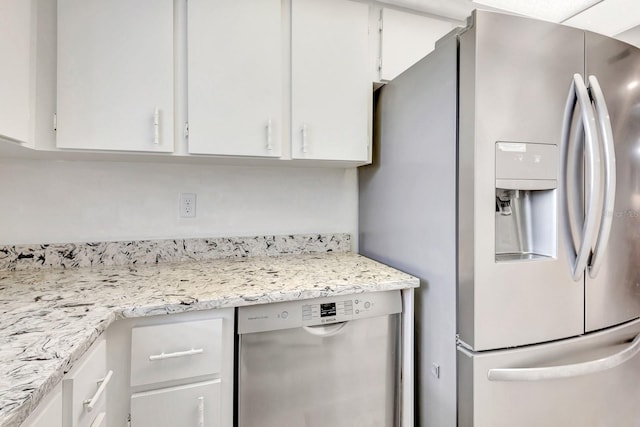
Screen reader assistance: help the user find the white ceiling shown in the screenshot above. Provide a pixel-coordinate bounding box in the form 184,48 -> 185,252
376,0 -> 476,21
378,0 -> 640,41
562,0 -> 640,36
617,25 -> 640,46
472,0 -> 600,22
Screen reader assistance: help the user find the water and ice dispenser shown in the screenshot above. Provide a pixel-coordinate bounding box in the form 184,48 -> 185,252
495,142 -> 558,261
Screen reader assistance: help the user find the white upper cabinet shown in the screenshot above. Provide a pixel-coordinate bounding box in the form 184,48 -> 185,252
56,0 -> 174,152
291,0 -> 371,162
187,0 -> 282,157
0,0 -> 35,144
379,8 -> 456,81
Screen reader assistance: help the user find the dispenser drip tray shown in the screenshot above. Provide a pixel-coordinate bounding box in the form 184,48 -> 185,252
495,252 -> 552,262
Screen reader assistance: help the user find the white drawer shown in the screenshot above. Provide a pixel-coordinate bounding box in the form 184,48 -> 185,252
130,380 -> 221,427
130,318 -> 222,387
62,339 -> 112,427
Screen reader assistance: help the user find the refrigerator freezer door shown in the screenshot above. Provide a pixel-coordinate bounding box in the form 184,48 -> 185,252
458,318 -> 640,427
584,32 -> 640,332
458,11 -> 585,351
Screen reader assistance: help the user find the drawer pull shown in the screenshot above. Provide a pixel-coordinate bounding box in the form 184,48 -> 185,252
153,107 -> 160,145
198,396 -> 205,427
266,119 -> 273,150
301,123 -> 309,153
90,412 -> 106,427
83,370 -> 113,412
148,348 -> 204,361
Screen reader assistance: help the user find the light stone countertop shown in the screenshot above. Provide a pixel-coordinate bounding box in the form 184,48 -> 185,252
0,252 -> 419,427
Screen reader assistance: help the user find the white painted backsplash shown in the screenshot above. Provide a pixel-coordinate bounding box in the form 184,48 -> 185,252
0,159 -> 357,245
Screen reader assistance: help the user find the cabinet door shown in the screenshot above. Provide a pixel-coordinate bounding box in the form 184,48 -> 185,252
131,380 -> 221,427
380,8 -> 455,81
291,0 -> 370,162
21,384 -> 62,427
187,0 -> 282,157
0,0 -> 34,144
57,0 -> 173,152
62,339 -> 110,427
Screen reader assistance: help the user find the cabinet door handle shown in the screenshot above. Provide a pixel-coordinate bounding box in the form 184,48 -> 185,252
90,412 -> 106,427
198,396 -> 205,427
153,107 -> 160,145
301,123 -> 308,153
148,348 -> 204,361
83,370 -> 113,412
266,119 -> 273,150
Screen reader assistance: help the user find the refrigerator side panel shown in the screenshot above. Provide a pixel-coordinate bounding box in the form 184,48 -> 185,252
456,348 -> 474,427
584,32 -> 640,332
359,34 -> 459,427
463,11 -> 585,350
460,318 -> 640,427
457,19 -> 476,350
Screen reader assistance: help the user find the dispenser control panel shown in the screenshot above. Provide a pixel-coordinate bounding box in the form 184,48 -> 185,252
495,142 -> 558,190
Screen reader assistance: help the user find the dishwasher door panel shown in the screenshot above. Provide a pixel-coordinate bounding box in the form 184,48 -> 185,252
238,314 -> 399,427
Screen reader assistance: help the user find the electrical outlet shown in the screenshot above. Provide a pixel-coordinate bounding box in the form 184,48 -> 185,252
431,363 -> 440,379
179,193 -> 196,218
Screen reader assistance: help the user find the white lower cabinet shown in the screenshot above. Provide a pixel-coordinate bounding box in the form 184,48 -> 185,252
131,380 -> 221,427
23,310 -> 233,427
112,309 -> 234,427
21,339 -> 111,427
20,383 -> 62,427
62,339 -> 112,427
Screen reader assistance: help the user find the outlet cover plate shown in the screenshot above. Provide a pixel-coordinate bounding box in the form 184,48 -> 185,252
179,193 -> 196,218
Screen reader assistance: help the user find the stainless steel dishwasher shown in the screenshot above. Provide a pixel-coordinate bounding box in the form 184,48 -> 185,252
237,290 -> 402,427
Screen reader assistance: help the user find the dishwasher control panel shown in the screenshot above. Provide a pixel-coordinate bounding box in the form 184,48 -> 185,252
303,300 -> 353,322
237,290 -> 402,334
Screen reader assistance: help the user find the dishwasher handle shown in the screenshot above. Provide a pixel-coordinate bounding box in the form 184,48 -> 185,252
303,322 -> 348,337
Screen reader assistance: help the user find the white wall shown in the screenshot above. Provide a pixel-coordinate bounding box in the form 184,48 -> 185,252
0,158 -> 357,245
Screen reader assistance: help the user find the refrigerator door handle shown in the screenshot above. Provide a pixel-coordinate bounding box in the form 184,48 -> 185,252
561,74 -> 602,281
587,75 -> 616,279
487,333 -> 640,382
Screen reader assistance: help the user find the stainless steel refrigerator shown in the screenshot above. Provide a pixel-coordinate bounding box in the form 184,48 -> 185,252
359,10 -> 640,427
